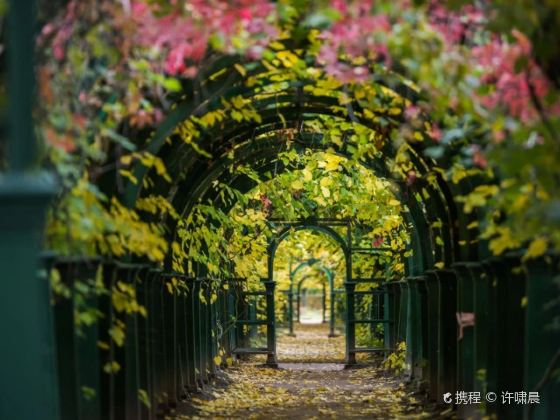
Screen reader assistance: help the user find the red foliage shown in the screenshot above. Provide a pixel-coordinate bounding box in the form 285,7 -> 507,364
472,32 -> 557,123
131,0 -> 277,76
260,194 -> 272,213
39,1 -> 78,61
373,235 -> 384,247
317,0 -> 391,82
470,145 -> 488,169
427,0 -> 484,46
424,2 -> 558,123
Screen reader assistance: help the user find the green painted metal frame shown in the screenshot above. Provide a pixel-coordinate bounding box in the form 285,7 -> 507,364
0,1 -> 59,418
265,218 -> 400,367
295,275 -> 330,330
266,218 -> 353,366
286,258 -> 336,337
227,277 -> 277,366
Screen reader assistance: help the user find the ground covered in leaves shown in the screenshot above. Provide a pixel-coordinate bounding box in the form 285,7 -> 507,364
177,323 -> 448,419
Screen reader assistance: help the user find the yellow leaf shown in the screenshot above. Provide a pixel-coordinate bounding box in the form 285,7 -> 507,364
269,41 -> 285,50
431,220 -> 443,229
521,296 -> 528,308
231,95 -> 245,109
451,165 -> 468,184
320,177 -> 332,187
522,237 -> 548,261
388,199 -> 400,206
138,389 -> 151,408
434,262 -> 445,269
213,355 -> 222,366
277,50 -> 299,68
291,179 -> 304,190
489,227 -> 519,255
103,361 -> 121,374
119,169 -> 137,185
467,221 -> 479,230
318,154 -> 344,172
354,88 -> 366,99
234,63 -> 247,77
109,325 -> 125,347
97,340 -> 110,350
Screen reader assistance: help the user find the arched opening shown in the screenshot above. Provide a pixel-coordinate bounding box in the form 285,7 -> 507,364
296,274 -> 326,324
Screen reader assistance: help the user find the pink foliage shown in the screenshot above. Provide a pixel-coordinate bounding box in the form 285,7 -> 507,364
317,1 -> 391,83
39,1 -> 77,61
470,145 -> 488,168
426,2 -> 557,123
472,32 -> 556,123
131,0 -> 277,76
427,0 -> 484,46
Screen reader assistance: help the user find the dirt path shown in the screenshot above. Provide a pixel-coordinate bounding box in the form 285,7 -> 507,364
178,324 -> 447,419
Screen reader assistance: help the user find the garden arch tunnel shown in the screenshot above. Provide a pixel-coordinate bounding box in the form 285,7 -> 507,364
284,258 -> 336,337
107,51 -> 557,417
5,32 -> 556,420
295,273 -> 328,325
267,223 -> 347,365
114,50 -> 513,395
120,54 -> 471,267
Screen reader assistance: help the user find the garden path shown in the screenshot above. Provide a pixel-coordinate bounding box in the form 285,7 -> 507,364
179,323 -> 450,419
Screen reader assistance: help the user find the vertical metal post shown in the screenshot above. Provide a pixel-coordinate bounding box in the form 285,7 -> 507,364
523,254 -> 559,420
192,279 -> 202,386
7,0 -> 37,170
405,277 -> 414,375
0,1 -> 59,419
264,238 -> 278,366
424,271 -> 440,401
469,263 -> 489,399
329,272 -> 336,337
263,280 -> 278,367
296,292 -> 301,323
436,269 -> 457,404
287,287 -> 295,336
321,282 -> 326,323
344,222 -> 356,367
329,290 -> 336,337
368,287 -> 375,337
452,262 -> 475,419
344,280 -> 356,367
406,277 -> 421,380
287,260 -> 295,336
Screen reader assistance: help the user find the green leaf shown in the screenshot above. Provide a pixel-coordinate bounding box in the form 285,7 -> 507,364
138,389 -> 151,408
163,77 -> 182,92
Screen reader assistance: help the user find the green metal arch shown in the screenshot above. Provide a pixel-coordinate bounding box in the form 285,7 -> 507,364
281,254 -> 338,337
123,55 -> 448,209
268,224 -> 350,267
290,258 -> 335,292
114,52 -> 483,271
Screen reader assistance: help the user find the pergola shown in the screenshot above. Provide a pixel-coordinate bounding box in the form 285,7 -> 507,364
0,2 -> 558,419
